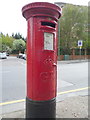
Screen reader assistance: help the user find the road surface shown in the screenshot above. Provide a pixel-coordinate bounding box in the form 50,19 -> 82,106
0,56 -> 88,102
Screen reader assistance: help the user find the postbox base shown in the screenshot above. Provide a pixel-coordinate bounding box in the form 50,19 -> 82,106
26,97 -> 56,118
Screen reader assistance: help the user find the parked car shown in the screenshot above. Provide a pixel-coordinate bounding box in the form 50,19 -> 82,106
6,53 -> 9,56
17,53 -> 26,60
17,53 -> 23,58
0,52 -> 7,59
22,54 -> 26,60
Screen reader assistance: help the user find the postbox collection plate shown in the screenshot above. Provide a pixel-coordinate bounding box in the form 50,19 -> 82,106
44,32 -> 54,50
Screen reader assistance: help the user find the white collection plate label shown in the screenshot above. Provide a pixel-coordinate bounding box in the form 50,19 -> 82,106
44,32 -> 54,50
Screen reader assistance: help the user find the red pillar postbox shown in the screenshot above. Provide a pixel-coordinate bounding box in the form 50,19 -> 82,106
22,2 -> 61,118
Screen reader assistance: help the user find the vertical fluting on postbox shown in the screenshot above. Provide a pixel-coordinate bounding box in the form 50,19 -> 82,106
22,2 -> 61,118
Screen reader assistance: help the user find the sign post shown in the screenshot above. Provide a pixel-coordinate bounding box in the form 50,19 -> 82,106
78,40 -> 83,60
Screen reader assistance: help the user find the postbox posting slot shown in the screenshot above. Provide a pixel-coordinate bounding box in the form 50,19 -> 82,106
41,21 -> 56,28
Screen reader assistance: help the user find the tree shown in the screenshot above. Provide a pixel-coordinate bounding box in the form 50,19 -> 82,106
12,33 -> 26,41
0,33 -> 14,53
12,39 -> 26,53
0,35 -> 2,51
59,4 -> 88,54
0,32 -> 26,54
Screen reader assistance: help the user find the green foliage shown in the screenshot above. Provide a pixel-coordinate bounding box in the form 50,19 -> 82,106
12,33 -> 26,41
0,32 -> 26,54
0,33 -> 14,53
0,36 -> 2,51
59,4 -> 88,54
12,39 -> 26,53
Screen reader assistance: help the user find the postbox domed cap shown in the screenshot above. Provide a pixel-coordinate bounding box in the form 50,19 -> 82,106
22,2 -> 61,21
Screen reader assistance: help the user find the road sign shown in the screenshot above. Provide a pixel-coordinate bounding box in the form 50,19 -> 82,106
78,40 -> 83,47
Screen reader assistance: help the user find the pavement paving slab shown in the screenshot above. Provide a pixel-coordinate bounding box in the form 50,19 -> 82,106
1,95 -> 88,119
58,59 -> 88,64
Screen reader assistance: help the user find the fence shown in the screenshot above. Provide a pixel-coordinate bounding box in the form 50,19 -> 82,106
58,48 -> 90,60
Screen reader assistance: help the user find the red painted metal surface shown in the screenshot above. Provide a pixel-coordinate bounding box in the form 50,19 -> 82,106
22,2 -> 61,101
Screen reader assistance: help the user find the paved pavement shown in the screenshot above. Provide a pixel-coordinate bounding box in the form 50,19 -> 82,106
58,59 -> 88,64
1,95 -> 89,118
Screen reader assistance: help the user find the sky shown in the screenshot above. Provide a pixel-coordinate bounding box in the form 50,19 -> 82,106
0,0 -> 89,38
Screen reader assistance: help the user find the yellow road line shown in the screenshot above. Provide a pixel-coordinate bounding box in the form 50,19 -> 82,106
0,99 -> 25,106
57,86 -> 89,95
0,87 -> 89,106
